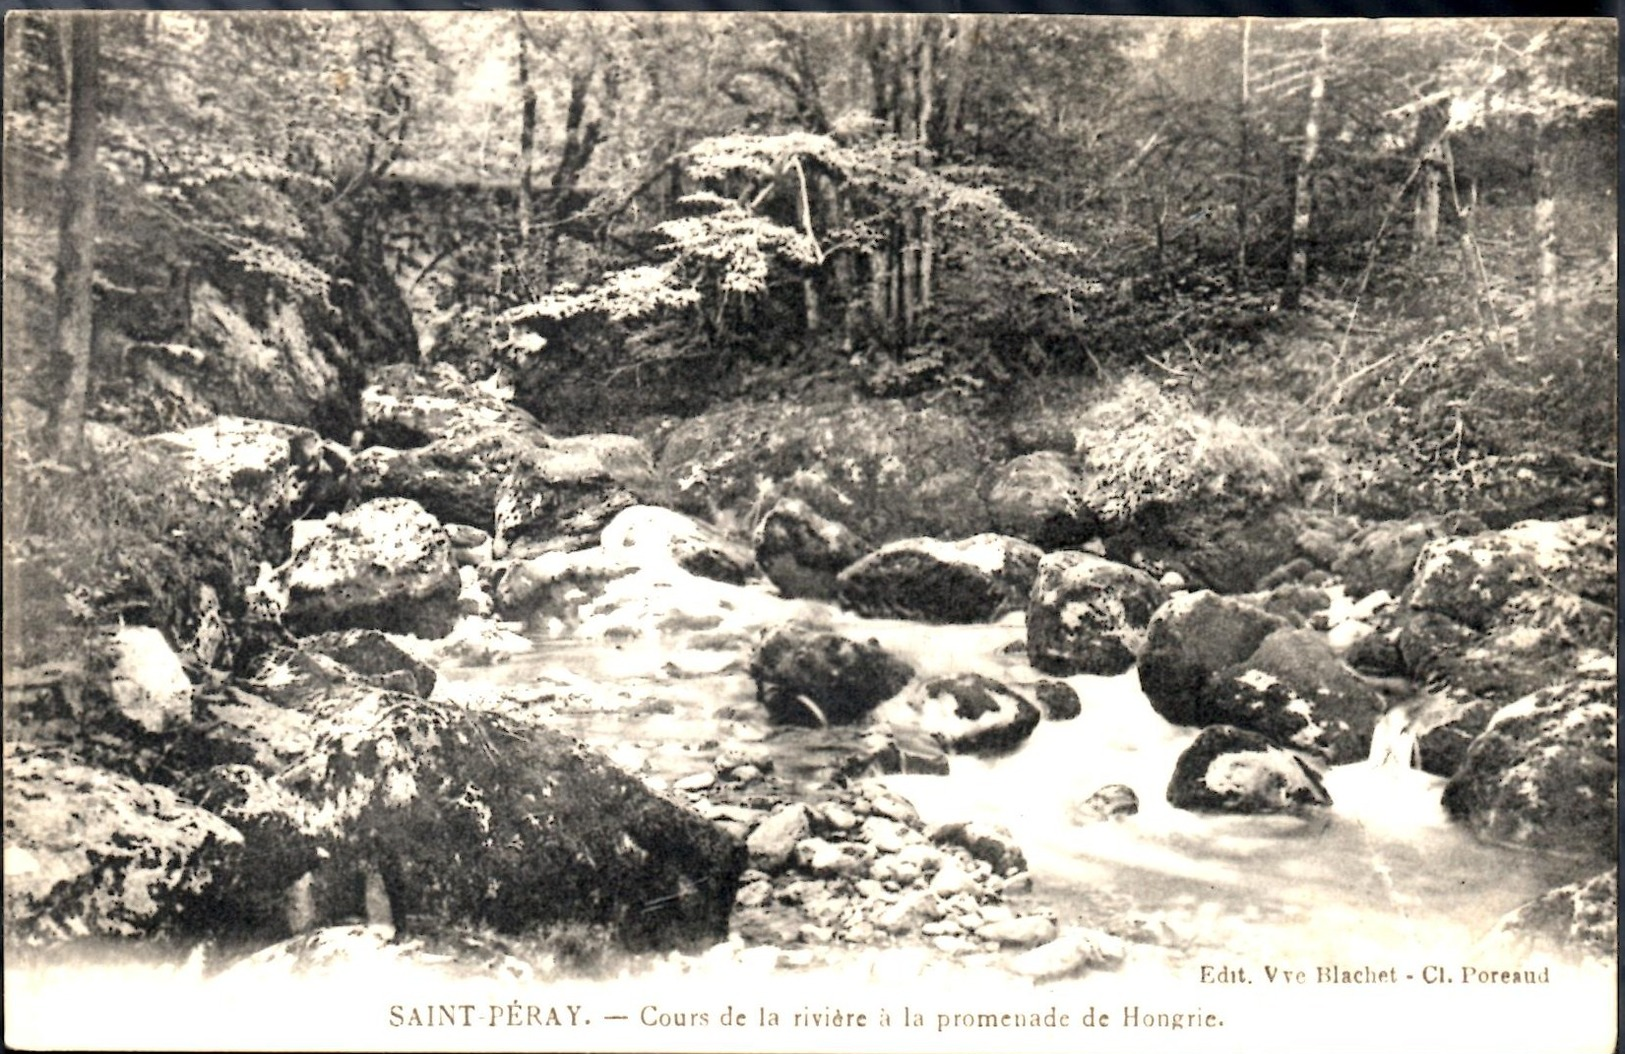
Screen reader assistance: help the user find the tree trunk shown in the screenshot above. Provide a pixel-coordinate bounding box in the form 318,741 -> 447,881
515,19 -> 538,291
544,66 -> 608,289
45,14 -> 100,464
1532,120 -> 1559,350
1413,155 -> 1442,252
1235,18 -> 1251,290
1411,101 -> 1449,254
916,22 -> 935,317
1280,25 -> 1328,311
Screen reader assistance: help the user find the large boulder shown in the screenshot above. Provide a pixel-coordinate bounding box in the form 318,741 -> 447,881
1410,690 -> 1499,778
3,743 -> 243,941
355,365 -> 656,547
1441,675 -> 1616,861
1400,593 -> 1615,706
282,498 -> 461,639
1138,591 -> 1288,727
657,399 -> 996,543
753,498 -> 870,600
749,623 -> 915,726
876,674 -> 1042,756
1026,551 -> 1167,676
279,698 -> 747,950
1392,518 -> 1616,707
836,534 -> 1041,623
1071,375 -> 1299,594
1405,517 -> 1614,629
347,433 -> 528,534
1124,506 -> 1305,597
982,451 -> 1101,550
1201,628 -> 1386,764
1166,725 -> 1332,814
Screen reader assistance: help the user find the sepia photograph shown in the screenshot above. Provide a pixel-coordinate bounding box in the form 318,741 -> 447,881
2,10 -> 1617,1052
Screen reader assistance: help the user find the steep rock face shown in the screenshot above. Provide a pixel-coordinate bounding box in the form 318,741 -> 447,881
84,279 -> 367,437
3,743 -> 244,941
982,451 -> 1101,550
1201,628 -> 1386,765
282,498 -> 461,639
749,623 -> 915,726
1441,675 -> 1617,862
1166,725 -> 1332,814
1138,590 -> 1288,727
8,415 -> 348,676
753,498 -> 870,600
1026,551 -> 1167,676
657,399 -> 996,543
494,435 -> 657,551
837,534 -> 1042,624
278,699 -> 747,949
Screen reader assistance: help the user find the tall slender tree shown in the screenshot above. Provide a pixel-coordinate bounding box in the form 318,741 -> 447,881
44,14 -> 100,463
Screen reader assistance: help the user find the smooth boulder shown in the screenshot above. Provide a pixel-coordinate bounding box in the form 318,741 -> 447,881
878,674 -> 1042,756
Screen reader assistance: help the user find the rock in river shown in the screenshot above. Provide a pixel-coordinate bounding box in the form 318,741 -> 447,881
749,622 -> 915,726
1166,725 -> 1332,814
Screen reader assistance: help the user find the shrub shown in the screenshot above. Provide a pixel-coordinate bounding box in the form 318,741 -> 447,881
1072,373 -> 1298,525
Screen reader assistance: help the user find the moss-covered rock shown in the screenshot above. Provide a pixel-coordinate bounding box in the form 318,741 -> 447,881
1026,551 -> 1167,676
1486,868 -> 1617,961
657,398 -> 996,543
277,699 -> 746,949
283,498 -> 461,639
837,534 -> 1041,623
1441,675 -> 1617,861
1201,628 -> 1386,764
3,743 -> 243,942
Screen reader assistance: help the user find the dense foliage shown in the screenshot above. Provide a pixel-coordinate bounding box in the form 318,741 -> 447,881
3,13 -> 1615,512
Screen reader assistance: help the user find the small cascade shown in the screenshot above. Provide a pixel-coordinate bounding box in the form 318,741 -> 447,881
1368,704 -> 1421,770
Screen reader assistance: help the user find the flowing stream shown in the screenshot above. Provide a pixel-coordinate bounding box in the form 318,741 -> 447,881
442,573 -> 1595,976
